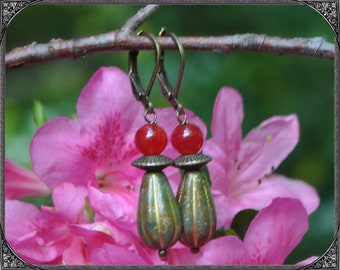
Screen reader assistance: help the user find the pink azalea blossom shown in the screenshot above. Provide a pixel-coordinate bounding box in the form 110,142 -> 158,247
204,87 -> 320,227
26,67 -> 204,264
30,67 -> 204,223
165,198 -> 313,265
5,158 -> 50,200
5,183 -> 141,264
5,66 -> 318,265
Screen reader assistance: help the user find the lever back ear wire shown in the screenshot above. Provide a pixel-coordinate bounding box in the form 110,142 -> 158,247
157,27 -> 187,125
129,31 -> 161,124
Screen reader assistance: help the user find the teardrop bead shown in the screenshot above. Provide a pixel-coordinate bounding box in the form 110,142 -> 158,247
137,171 -> 182,260
176,169 -> 216,252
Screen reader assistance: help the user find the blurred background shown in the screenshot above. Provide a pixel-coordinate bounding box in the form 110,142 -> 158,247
5,4 -> 335,264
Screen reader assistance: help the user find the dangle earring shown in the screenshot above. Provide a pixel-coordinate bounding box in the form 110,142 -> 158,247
157,28 -> 216,254
129,31 -> 182,261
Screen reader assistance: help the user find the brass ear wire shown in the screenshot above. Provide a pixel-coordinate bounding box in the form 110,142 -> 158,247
129,31 -> 161,124
157,28 -> 187,125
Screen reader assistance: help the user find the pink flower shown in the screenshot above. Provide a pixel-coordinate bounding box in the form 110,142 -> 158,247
25,66 -> 205,264
5,158 -> 50,200
30,67 -> 144,190
6,200 -> 74,263
90,243 -> 147,265
204,88 -> 320,227
12,67 -> 318,265
30,67 -> 204,223
5,183 -> 136,264
166,198 -> 313,265
6,184 -> 80,263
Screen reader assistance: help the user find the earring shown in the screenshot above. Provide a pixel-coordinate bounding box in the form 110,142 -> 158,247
129,31 -> 182,261
157,28 -> 216,254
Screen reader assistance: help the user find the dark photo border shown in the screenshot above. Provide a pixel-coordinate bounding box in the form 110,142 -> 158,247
0,1 -> 339,269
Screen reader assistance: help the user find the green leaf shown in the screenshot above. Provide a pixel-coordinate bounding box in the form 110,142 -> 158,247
212,226 -> 228,239
84,199 -> 95,223
225,228 -> 238,236
33,100 -> 47,128
230,209 -> 258,240
21,195 -> 53,208
212,226 -> 240,240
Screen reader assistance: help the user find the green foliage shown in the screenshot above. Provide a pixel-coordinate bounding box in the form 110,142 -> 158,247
230,209 -> 259,240
33,100 -> 47,128
212,209 -> 259,240
21,195 -> 53,208
5,4 -> 335,264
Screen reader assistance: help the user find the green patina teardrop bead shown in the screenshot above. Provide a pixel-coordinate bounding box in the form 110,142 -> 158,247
137,171 -> 182,260
176,169 -> 216,252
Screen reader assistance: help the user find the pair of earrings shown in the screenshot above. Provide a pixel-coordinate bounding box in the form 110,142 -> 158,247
129,29 -> 216,261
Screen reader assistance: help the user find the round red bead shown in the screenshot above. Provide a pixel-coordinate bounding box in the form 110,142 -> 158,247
171,123 -> 204,155
135,124 -> 168,155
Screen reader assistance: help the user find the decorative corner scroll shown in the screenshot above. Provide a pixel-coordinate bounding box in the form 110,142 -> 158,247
1,0 -> 41,44
0,226 -> 41,269
298,0 -> 339,45
299,227 -> 339,270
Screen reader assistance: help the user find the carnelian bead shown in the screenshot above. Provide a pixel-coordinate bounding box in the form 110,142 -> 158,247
135,124 -> 168,156
171,123 -> 203,155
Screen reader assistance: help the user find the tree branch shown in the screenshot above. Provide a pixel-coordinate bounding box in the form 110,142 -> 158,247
5,5 -> 334,69
120,4 -> 159,34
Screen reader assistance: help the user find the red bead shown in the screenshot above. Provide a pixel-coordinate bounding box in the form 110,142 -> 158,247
171,123 -> 204,155
135,124 -> 167,155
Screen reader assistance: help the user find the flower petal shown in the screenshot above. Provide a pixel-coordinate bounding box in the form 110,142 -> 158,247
76,67 -> 143,133
52,183 -> 88,224
75,67 -> 144,172
208,87 -> 244,168
5,200 -> 71,264
204,87 -> 244,194
295,256 -> 319,266
87,186 -> 135,227
234,174 -> 319,215
168,236 -> 249,265
212,190 -> 229,228
30,117 -> 97,189
205,140 -> 230,193
90,243 -> 147,265
233,114 -> 299,188
5,158 -> 50,199
210,87 -> 244,156
244,197 -> 308,264
5,200 -> 40,242
196,236 -> 250,265
31,67 -> 148,189
68,223 -> 117,262
62,238 -> 87,264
